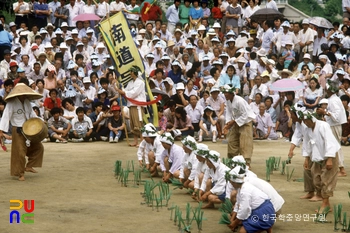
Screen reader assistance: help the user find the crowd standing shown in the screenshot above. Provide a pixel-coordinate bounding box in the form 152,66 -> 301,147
0,0 -> 349,231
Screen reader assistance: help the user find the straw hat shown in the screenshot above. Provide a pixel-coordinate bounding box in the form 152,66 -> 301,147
5,83 -> 42,101
167,40 -> 175,47
278,69 -> 293,76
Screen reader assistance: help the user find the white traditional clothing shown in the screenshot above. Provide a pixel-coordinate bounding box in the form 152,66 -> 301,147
225,170 -> 257,199
137,136 -> 164,165
255,112 -> 278,140
200,163 -> 230,195
244,176 -> 285,212
160,144 -> 185,174
179,151 -> 199,181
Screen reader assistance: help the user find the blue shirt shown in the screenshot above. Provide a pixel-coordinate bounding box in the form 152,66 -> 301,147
189,7 -> 203,19
262,28 -> 274,52
34,3 -> 49,19
266,106 -> 277,123
168,70 -> 182,84
0,31 -> 13,47
166,4 -> 179,24
219,74 -> 241,89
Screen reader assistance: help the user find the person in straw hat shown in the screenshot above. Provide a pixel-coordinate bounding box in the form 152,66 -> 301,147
0,83 -> 45,181
116,65 -> 146,147
222,84 -> 255,166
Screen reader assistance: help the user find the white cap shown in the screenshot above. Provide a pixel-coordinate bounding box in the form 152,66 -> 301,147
302,19 -> 309,25
60,42 -> 68,49
76,41 -> 84,47
83,77 -> 91,83
86,28 -> 94,34
213,22 -> 221,28
71,28 -> 79,34
96,42 -> 105,48
61,22 -> 68,27
176,82 -> 185,90
44,42 -> 53,49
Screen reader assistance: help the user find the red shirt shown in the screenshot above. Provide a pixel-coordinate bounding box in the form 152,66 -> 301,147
147,5 -> 162,21
43,97 -> 62,110
212,7 -> 223,19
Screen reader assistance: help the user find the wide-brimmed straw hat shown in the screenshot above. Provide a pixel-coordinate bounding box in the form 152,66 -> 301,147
5,83 -> 42,101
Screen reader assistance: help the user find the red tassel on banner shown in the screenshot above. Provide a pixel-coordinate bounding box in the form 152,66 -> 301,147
123,95 -> 162,106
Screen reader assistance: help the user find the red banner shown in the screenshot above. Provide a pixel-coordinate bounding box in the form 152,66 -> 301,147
123,95 -> 162,106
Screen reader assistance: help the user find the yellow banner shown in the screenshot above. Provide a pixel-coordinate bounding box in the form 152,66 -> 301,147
99,12 -> 144,86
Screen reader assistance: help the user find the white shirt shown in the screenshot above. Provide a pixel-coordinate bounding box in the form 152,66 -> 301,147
249,83 -> 269,100
110,1 -> 126,12
96,2 -> 110,16
66,4 -> 81,27
82,86 -> 96,106
185,104 -> 203,124
124,77 -> 146,107
194,161 -> 208,189
82,4 -> 96,14
266,0 -> 278,11
291,121 -> 307,148
325,94 -> 347,126
225,170 -> 257,199
126,4 -> 139,20
13,2 -> 29,17
0,98 -> 37,130
198,51 -> 214,62
200,162 -> 230,195
313,36 -> 328,56
160,144 -> 185,173
234,182 -> 269,220
137,136 -> 164,165
302,120 -> 341,162
179,151 -> 199,181
245,177 -> 284,212
226,95 -> 256,126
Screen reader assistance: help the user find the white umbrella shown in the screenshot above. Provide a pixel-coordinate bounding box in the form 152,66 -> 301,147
309,17 -> 333,29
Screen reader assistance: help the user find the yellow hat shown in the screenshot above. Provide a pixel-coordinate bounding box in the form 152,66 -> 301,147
5,83 -> 42,101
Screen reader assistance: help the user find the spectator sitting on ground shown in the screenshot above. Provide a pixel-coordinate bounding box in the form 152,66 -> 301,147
107,105 -> 125,143
47,107 -> 72,143
69,107 -> 95,142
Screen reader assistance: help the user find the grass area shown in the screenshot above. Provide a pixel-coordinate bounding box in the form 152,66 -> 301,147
1,10 -> 15,23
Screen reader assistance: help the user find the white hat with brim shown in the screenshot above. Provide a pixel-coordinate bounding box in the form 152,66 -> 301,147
76,41 -> 84,47
60,42 -> 68,49
161,54 -> 171,60
5,83 -> 42,101
186,43 -> 194,49
154,42 -> 163,48
67,60 -> 77,69
28,79 -> 35,86
175,29 -> 183,34
261,70 -> 270,78
213,22 -> 221,28
211,37 -> 220,42
9,22 -> 16,27
207,28 -> 216,35
71,29 -> 79,34
303,54 -> 311,59
139,29 -> 146,34
83,77 -> 91,83
160,132 -> 174,145
336,69 -> 346,75
198,25 -> 206,31
44,42 -> 53,49
302,19 -> 309,25
146,53 -> 155,59
46,23 -> 55,29
38,52 -> 47,57
257,48 -> 267,57
281,21 -> 291,28
202,55 -> 210,61
86,28 -> 94,34
278,69 -> 293,76
204,105 -> 215,112
210,87 -> 220,93
162,77 -> 174,85
212,59 -> 223,65
172,60 -> 181,67
176,82 -> 185,90
61,22 -> 68,27
181,136 -> 197,151
96,42 -> 105,49
236,57 -> 246,63
141,123 -> 158,137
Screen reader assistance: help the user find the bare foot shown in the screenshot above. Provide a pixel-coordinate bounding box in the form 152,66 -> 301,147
309,195 -> 323,202
202,203 -> 215,209
25,167 -> 38,173
338,172 -> 347,177
18,176 -> 25,181
300,193 -> 314,199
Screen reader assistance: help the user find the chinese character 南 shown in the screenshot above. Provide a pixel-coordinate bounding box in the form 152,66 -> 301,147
111,23 -> 126,44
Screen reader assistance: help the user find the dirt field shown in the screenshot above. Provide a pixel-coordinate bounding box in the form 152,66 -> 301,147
0,138 -> 349,233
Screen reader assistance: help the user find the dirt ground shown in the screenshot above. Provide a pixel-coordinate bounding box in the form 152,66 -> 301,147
0,138 -> 349,233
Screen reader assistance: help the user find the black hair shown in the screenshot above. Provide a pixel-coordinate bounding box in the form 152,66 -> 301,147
50,107 -> 62,115
75,54 -> 84,62
93,101 -> 103,110
287,60 -> 298,71
158,106 -> 164,112
192,61 -> 202,70
155,68 -> 164,75
189,94 -> 198,101
341,94 -> 350,104
100,77 -> 109,85
54,52 -> 63,61
210,67 -> 219,77
308,77 -> 320,89
4,79 -> 14,87
264,96 -> 273,104
167,99 -> 176,108
250,52 -> 257,60
35,35 -> 42,40
70,70 -> 78,76
32,106 -> 40,114
175,106 -> 187,122
62,98 -> 74,108
36,79 -> 45,86
49,89 -> 58,95
226,65 -> 236,74
18,78 -> 29,86
90,72 -> 98,79
156,60 -> 164,67
284,100 -> 293,107
186,69 -> 196,78
203,107 -> 217,120
76,107 -> 85,114
333,21 -> 340,27
255,93 -> 263,99
19,35 -> 28,43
